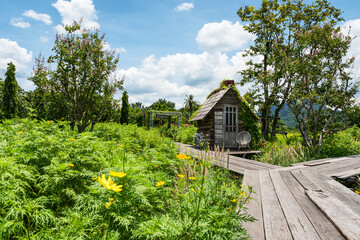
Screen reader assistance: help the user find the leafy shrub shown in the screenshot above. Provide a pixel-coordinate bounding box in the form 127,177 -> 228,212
255,141 -> 313,167
0,119 -> 252,239
158,124 -> 197,145
320,126 -> 360,158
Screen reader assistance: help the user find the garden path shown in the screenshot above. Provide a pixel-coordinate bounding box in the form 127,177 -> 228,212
177,143 -> 360,240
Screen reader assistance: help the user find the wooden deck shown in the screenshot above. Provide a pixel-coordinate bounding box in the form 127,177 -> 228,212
177,143 -> 360,240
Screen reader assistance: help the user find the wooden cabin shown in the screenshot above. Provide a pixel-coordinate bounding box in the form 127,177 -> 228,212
190,80 -> 258,148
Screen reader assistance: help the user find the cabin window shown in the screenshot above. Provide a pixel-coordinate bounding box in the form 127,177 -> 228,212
225,106 -> 237,132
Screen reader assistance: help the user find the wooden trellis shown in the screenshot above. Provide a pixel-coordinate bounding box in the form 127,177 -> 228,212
148,110 -> 181,128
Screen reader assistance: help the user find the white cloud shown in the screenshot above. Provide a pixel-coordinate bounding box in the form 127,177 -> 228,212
23,10 -> 52,25
196,20 -> 253,53
175,2 -> 194,12
342,19 -> 360,80
39,36 -> 49,43
102,42 -> 126,54
117,47 -> 127,53
117,51 -> 258,108
52,0 -> 99,33
0,38 -> 32,84
10,18 -> 31,28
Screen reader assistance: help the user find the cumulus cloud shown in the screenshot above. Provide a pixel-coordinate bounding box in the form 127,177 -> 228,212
0,38 -> 32,82
39,36 -> 49,43
52,0 -> 99,33
175,2 -> 194,12
117,51 -> 258,108
342,19 -> 360,78
117,47 -> 127,53
196,20 -> 253,53
23,10 -> 52,25
102,42 -> 126,54
10,18 -> 31,28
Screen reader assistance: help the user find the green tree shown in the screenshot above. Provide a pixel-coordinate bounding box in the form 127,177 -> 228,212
120,91 -> 129,124
2,62 -> 18,118
149,99 -> 176,111
46,22 -> 123,132
286,24 -> 358,150
0,78 -> 3,117
237,0 -> 344,139
129,102 -> 145,126
344,101 -> 360,127
183,94 -> 199,121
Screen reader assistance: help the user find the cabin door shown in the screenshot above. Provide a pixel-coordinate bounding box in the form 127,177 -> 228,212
223,105 -> 238,148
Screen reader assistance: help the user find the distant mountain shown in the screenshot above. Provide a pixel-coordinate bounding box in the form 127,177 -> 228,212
270,104 -> 298,128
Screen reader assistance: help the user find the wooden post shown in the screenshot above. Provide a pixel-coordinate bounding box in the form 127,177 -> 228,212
227,149 -> 230,169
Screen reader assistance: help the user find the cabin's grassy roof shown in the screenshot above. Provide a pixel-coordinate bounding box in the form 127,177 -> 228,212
190,80 -> 259,121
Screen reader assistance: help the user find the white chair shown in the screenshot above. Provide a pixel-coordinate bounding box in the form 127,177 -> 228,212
236,131 -> 251,151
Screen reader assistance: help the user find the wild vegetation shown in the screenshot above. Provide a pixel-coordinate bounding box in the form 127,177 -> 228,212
1,0 -> 360,238
0,119 -> 253,239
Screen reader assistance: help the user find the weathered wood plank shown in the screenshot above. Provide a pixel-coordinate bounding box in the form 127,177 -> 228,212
281,171 -> 345,240
322,162 -> 360,176
307,158 -> 360,174
259,170 -> 292,240
323,174 -> 360,206
291,170 -> 321,191
303,161 -> 330,167
228,155 -> 279,169
242,170 -> 265,240
331,168 -> 360,179
290,156 -> 355,167
306,189 -> 360,240
301,171 -> 360,214
270,170 -> 321,240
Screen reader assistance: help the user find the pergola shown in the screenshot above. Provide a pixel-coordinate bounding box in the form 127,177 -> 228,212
148,110 -> 182,128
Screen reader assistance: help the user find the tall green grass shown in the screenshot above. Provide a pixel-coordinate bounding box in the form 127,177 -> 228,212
255,127 -> 360,167
0,119 -> 252,239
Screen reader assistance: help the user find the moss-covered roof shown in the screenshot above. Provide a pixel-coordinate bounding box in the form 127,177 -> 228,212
190,80 -> 259,121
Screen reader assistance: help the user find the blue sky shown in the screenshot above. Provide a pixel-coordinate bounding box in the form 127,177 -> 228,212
1,0 -> 360,108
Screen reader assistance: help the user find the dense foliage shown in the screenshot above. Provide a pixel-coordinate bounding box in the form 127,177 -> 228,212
120,91 -> 129,124
237,0 -> 358,143
255,127 -> 360,166
2,62 -> 18,118
0,119 -> 252,239
29,22 -> 123,132
158,124 -> 198,145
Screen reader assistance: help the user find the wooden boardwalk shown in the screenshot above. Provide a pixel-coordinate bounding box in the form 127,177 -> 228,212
177,143 -> 360,240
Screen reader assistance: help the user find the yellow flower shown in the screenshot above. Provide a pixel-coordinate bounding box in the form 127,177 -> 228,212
191,187 -> 195,192
91,177 -> 97,180
110,198 -> 114,202
239,189 -> 247,196
105,201 -> 113,209
98,174 -> 123,192
149,171 -> 152,173
154,164 -> 158,167
155,181 -> 165,187
177,174 -> 185,178
71,138 -> 76,141
230,199 -> 237,203
355,190 -> 360,195
120,145 -> 125,148
176,153 -> 191,160
188,177 -> 196,180
69,163 -> 74,167
18,131 -> 23,134
110,171 -> 126,178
